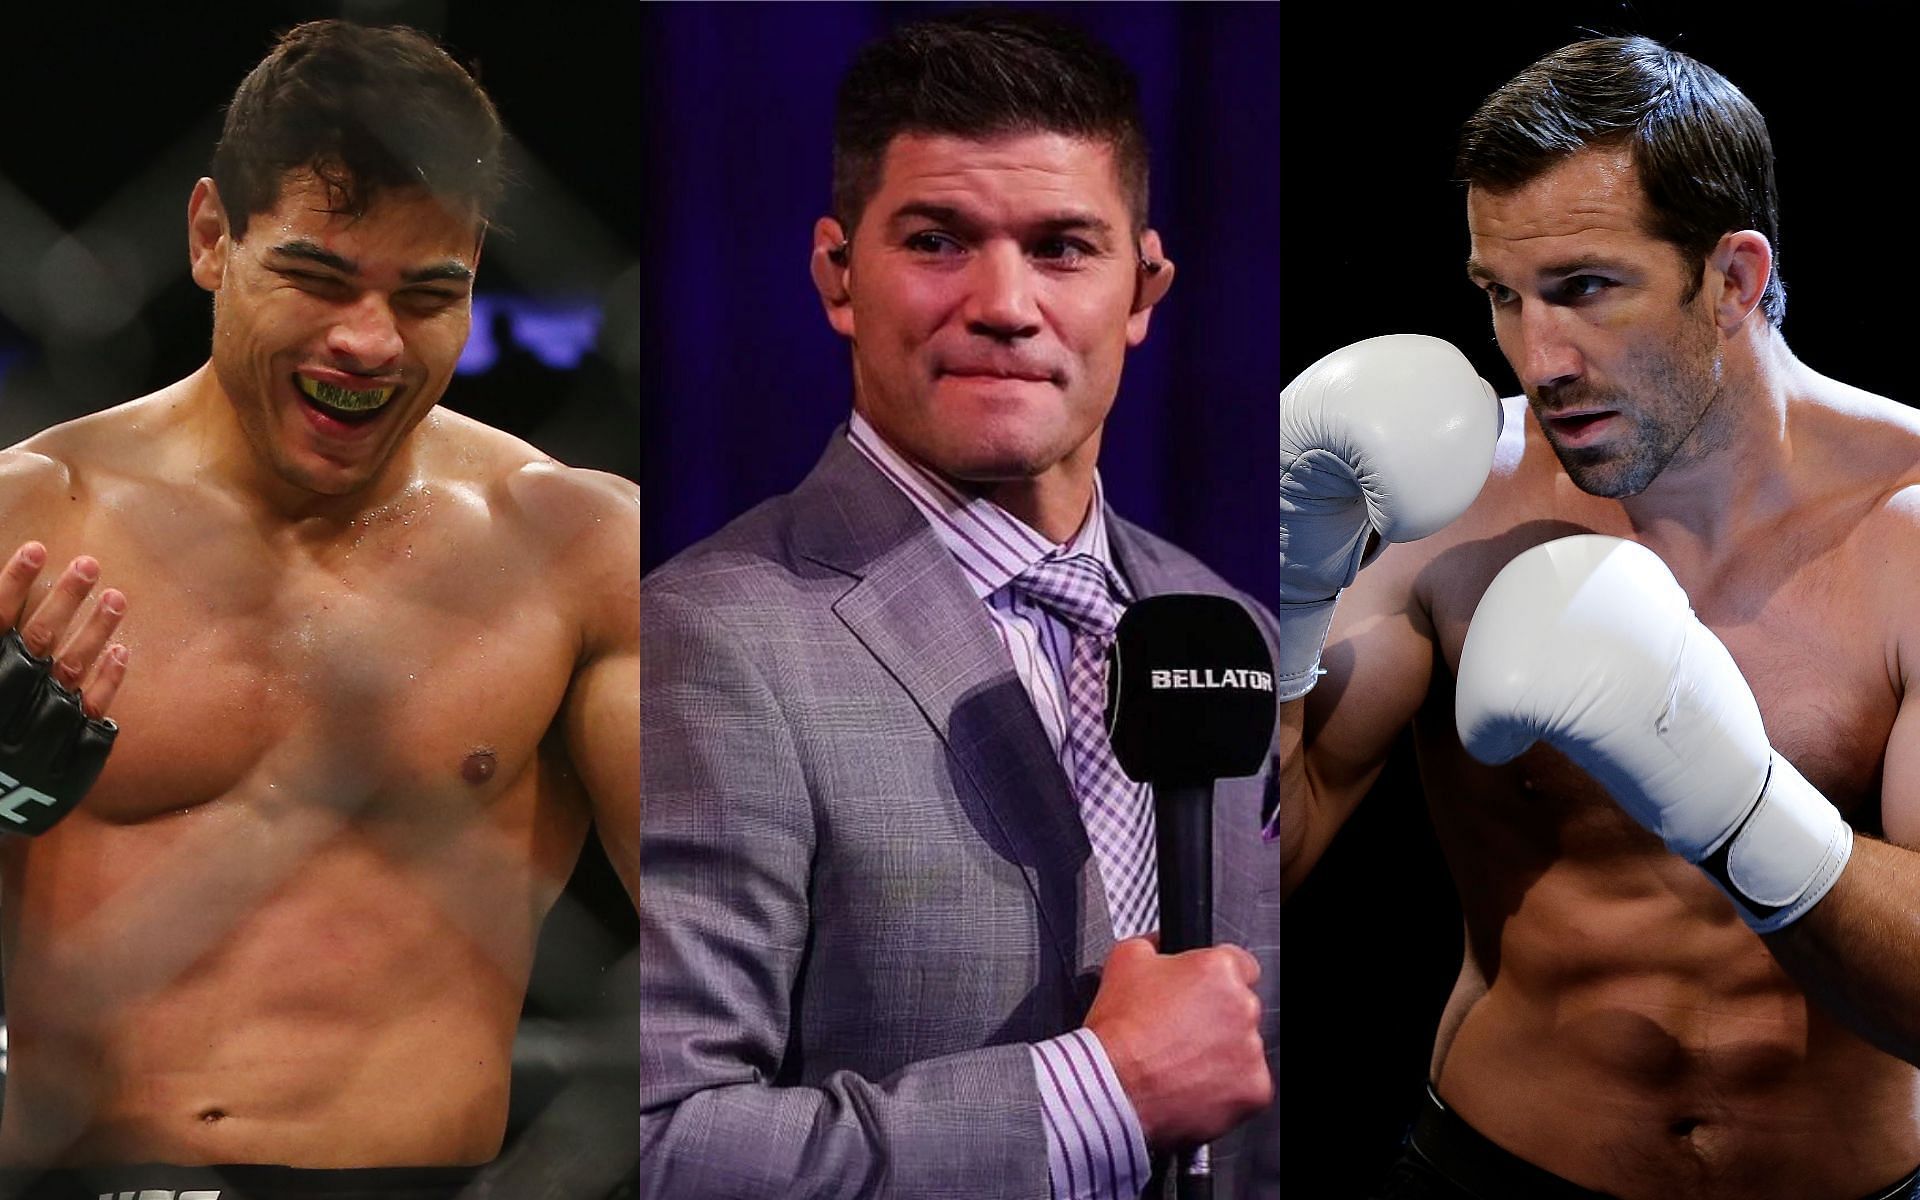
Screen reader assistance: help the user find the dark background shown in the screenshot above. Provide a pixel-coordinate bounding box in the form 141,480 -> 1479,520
0,4 -> 638,1195
638,1 -> 1282,605
1280,2 -> 1920,1193
0,4 -> 638,479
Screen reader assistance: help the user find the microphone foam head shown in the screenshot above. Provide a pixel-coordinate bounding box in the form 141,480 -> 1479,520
1105,594 -> 1276,783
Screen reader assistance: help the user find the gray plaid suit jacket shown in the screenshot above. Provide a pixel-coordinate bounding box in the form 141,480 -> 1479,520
639,433 -> 1281,1199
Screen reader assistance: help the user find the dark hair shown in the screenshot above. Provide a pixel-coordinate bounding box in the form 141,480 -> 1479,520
212,20 -> 505,241
1457,36 -> 1784,326
832,10 -> 1149,234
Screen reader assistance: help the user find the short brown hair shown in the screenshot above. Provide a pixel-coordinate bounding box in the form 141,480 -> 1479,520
212,20 -> 505,240
831,11 -> 1149,234
1458,36 -> 1785,326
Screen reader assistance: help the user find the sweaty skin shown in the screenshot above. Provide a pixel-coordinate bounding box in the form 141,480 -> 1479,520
1283,148 -> 1920,1200
0,401 -> 638,1168
0,181 -> 638,1169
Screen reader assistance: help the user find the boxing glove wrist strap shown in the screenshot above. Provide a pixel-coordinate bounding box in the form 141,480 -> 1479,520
1277,597 -> 1337,702
1694,753 -> 1852,934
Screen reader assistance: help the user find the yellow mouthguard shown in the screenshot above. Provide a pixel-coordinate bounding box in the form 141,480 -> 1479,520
297,376 -> 395,413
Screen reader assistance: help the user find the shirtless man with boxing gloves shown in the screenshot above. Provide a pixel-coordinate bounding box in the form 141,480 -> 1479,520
1282,37 -> 1920,1200
0,21 -> 638,1200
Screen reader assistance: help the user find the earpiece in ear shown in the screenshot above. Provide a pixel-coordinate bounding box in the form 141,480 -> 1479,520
828,241 -> 850,266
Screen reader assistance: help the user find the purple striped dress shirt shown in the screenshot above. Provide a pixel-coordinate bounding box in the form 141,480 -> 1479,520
848,415 -> 1152,1200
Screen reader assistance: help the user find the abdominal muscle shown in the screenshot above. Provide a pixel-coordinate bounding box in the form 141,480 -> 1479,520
0,775 -> 583,1169
1423,744 -> 1920,1200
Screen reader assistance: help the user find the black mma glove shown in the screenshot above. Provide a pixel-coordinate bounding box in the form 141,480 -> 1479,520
0,628 -> 117,834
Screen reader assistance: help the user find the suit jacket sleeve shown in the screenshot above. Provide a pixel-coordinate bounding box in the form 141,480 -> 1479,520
639,583 -> 1053,1200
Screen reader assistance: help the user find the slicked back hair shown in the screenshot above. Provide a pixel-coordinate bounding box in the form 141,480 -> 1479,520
1458,36 -> 1785,326
832,10 -> 1149,235
212,20 -> 505,241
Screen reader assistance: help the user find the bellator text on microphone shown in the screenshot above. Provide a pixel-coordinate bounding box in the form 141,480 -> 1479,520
1148,668 -> 1275,692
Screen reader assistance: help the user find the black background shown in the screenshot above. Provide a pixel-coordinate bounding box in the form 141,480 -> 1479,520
1281,2 -> 1919,1192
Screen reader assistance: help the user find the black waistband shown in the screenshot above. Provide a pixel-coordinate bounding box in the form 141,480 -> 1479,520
1411,1085 -> 1920,1200
0,1163 -> 479,1200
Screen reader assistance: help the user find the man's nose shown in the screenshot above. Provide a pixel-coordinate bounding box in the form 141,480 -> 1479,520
1512,302 -> 1582,393
327,293 -> 404,369
962,244 -> 1042,340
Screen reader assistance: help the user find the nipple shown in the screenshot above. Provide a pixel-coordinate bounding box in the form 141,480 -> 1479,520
462,748 -> 497,785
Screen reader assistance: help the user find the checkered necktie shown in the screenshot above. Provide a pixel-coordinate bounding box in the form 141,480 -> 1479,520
1013,553 -> 1159,940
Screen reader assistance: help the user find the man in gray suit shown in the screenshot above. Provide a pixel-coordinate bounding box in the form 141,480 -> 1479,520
640,14 -> 1280,1198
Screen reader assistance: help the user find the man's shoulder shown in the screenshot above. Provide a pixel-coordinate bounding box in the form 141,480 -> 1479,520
0,445 -> 76,508
641,482 -> 901,696
1795,378 -> 1920,535
1806,376 -> 1920,470
426,408 -> 637,536
419,411 -> 639,651
645,486 -> 839,617
646,435 -> 900,607
0,395 -> 171,521
5,379 -> 238,490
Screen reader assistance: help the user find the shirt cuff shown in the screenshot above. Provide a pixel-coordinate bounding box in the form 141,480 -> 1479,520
1030,1028 -> 1151,1200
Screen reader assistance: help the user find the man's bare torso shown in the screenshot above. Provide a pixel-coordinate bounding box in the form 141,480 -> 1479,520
1397,383 -> 1920,1198
0,382 -> 633,1168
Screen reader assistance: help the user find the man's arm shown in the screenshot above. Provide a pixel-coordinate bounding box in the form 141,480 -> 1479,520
1280,539 -> 1440,895
558,473 -> 641,906
1762,565 -> 1920,1064
639,584 -> 1051,1200
480,469 -> 640,1200
0,450 -> 131,834
1275,336 -> 1502,895
1769,831 -> 1920,1064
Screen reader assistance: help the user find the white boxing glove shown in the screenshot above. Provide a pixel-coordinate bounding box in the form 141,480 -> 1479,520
1279,334 -> 1501,700
1455,535 -> 1852,933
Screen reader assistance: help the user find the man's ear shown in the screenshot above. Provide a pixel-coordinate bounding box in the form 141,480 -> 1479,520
188,178 -> 233,293
1707,229 -> 1771,332
811,217 -> 855,339
1127,228 -> 1174,346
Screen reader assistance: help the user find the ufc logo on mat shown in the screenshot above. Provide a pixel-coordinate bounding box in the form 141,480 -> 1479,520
0,769 -> 58,825
96,1190 -> 221,1199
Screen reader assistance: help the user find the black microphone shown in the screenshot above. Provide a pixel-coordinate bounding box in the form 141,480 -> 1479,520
1107,592 -> 1275,952
1104,593 -> 1276,1200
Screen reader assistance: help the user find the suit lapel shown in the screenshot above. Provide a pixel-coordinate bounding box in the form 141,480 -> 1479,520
1106,508 -> 1182,600
791,435 -> 1095,988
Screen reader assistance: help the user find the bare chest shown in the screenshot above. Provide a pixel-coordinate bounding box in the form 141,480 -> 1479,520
68,522 -> 576,824
1426,525 -> 1895,829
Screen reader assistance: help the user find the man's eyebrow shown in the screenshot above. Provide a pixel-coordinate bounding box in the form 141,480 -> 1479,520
1033,212 -> 1115,238
268,240 -> 355,273
1465,256 -> 1636,282
887,202 -> 968,227
886,202 -> 1115,238
403,262 -> 473,285
1535,257 -> 1634,278
264,240 -> 471,286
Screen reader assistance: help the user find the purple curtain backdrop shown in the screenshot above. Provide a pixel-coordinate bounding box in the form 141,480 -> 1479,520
639,2 -> 1281,604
